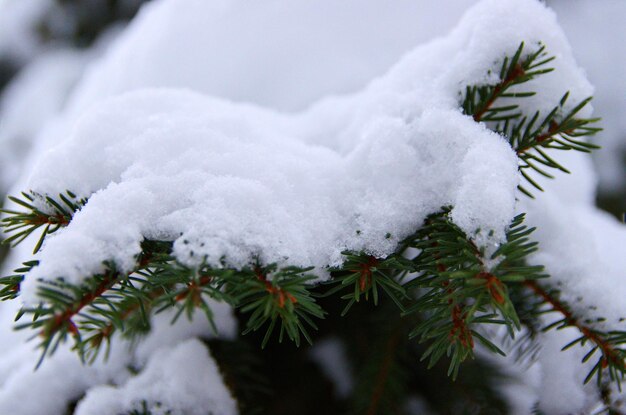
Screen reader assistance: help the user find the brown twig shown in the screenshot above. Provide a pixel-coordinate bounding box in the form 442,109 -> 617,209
524,280 -> 625,370
473,63 -> 526,123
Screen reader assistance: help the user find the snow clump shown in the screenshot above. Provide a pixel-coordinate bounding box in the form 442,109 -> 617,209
20,0 -> 593,300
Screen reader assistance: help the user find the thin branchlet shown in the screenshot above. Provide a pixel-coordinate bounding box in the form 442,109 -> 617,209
325,253 -> 409,315
402,210 -> 544,379
461,42 -> 601,197
0,191 -> 85,253
525,280 -> 626,388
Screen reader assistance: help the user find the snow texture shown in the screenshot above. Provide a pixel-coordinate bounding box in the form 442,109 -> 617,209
74,339 -> 238,415
19,0 -> 595,298
0,301 -> 236,415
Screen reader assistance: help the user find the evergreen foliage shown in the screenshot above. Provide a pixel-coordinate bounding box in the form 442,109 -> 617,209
461,42 -> 601,197
0,40 -> 616,414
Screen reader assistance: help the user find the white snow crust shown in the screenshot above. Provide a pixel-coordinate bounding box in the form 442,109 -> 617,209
20,0 -> 595,298
74,339 -> 238,415
0,301 -> 235,415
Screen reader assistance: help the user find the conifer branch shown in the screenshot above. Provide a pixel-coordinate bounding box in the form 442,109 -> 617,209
20,268 -> 122,366
0,191 -> 85,253
0,260 -> 37,300
402,210 -> 545,378
80,264 -> 229,362
463,42 -> 554,124
231,264 -> 325,348
524,280 -> 626,388
6,238 -> 327,362
80,280 -> 164,361
12,240 -> 169,363
325,253 -> 409,315
461,42 -> 601,197
506,93 -> 601,196
0,190 -> 327,358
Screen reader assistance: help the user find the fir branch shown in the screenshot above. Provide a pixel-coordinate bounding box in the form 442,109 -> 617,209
403,209 -> 544,378
461,42 -> 601,197
325,253 -> 409,316
78,278 -> 163,362
72,251 -> 238,362
11,236 -> 326,363
463,42 -> 554,124
71,241 -> 174,360
1,191 -> 85,253
151,262 -> 233,327
16,240 -> 171,364
22,267 -> 123,366
0,260 -> 38,300
504,93 -> 601,196
232,264 -> 325,348
524,280 -> 626,388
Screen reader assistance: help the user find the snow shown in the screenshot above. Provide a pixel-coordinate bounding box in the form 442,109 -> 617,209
0,0 -> 624,413
74,339 -> 238,415
0,301 -> 236,415
0,345 -> 128,415
492,162 -> 626,414
534,328 -> 595,415
60,0 -> 479,113
19,0 -> 592,297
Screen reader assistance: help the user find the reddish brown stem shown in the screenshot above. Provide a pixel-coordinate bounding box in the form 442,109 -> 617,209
44,250 -> 159,339
44,271 -> 119,337
26,213 -> 69,227
255,268 -> 297,308
473,63 -> 526,123
516,120 -> 574,155
477,272 -> 506,305
525,280 -> 624,370
350,256 -> 379,291
450,304 -> 474,348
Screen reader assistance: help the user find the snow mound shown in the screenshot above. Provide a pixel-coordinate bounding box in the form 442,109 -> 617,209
18,0 -> 594,298
74,339 -> 238,415
0,302 -> 236,415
